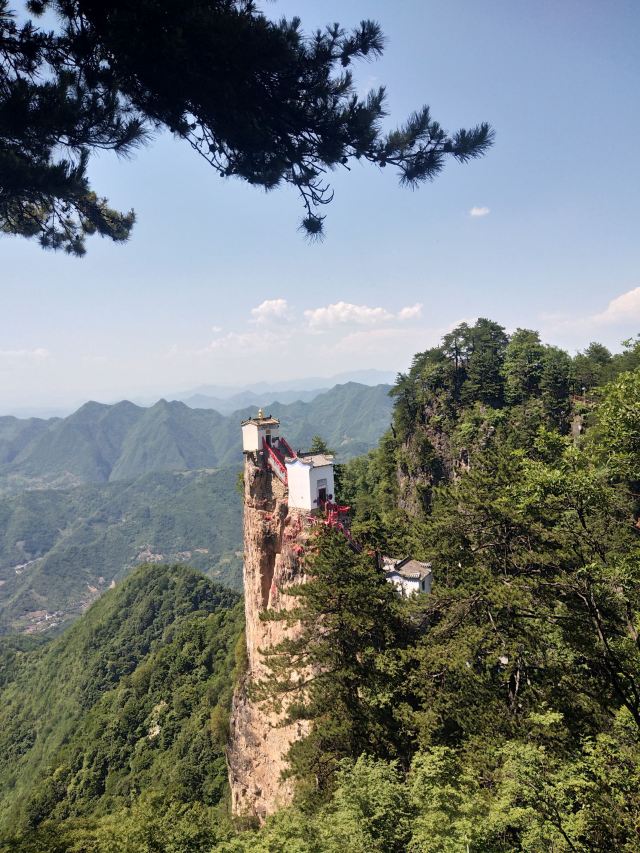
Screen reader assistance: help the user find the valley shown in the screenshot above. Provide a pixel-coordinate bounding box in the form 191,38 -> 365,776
0,383 -> 393,634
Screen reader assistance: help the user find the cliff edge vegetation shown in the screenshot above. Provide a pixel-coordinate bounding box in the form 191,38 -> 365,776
2,322 -> 640,851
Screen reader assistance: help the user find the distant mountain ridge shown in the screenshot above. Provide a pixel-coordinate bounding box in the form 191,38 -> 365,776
3,369 -> 397,419
0,382 -> 394,632
0,382 -> 393,492
165,368 -> 397,401
180,387 -> 326,413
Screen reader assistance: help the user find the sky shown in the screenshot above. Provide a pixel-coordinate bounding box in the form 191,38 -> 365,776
1,0 -> 639,413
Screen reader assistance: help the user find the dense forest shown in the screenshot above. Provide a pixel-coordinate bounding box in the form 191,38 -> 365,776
0,565 -> 244,849
2,321 -> 640,851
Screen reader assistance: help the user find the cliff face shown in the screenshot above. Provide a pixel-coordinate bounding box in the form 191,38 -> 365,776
395,395 -> 490,517
227,455 -> 311,820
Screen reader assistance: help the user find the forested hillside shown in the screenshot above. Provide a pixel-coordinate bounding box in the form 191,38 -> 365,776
0,382 -> 393,493
2,325 -> 640,852
0,382 -> 392,635
0,564 -> 243,844
0,468 -> 243,634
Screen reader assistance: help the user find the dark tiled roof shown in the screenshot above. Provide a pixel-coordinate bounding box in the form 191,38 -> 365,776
383,556 -> 432,580
240,416 -> 280,426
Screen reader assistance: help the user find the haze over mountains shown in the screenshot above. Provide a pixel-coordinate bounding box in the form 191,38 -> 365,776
0,382 -> 393,634
0,382 -> 392,491
4,369 -> 396,419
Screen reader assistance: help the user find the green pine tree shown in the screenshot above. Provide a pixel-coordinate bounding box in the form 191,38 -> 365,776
258,527 -> 414,802
1,0 -> 493,252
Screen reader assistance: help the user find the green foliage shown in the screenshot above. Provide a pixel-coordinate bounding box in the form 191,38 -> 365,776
503,328 -> 545,404
0,563 -> 242,836
0,0 -> 141,256
572,341 -> 614,391
215,756 -> 413,853
259,528 -> 415,801
591,369 -> 640,479
0,795 -> 232,853
0,468 -> 244,633
460,318 -> 509,406
322,756 -> 413,853
1,0 -> 492,251
308,435 -> 333,455
539,345 -> 573,428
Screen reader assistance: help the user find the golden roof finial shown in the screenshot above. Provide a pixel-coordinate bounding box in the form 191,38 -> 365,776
257,407 -> 264,419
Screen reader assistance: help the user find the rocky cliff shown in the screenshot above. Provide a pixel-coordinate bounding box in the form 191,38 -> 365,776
227,454 -> 311,820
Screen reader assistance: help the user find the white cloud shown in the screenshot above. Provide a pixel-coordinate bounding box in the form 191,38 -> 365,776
304,301 -> 394,329
542,286 -> 640,336
211,325 -> 222,333
305,301 -> 424,330
592,286 -> 640,325
469,206 -> 490,217
397,303 -> 423,321
0,347 -> 50,363
250,298 -> 291,325
201,330 -> 287,355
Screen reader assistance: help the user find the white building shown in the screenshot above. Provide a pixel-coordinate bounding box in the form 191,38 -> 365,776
382,556 -> 432,596
241,410 -> 281,453
285,453 -> 335,512
241,410 -> 335,512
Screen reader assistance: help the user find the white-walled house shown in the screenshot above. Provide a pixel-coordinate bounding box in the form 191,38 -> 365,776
241,411 -> 335,512
241,410 -> 281,453
382,556 -> 432,596
285,453 -> 335,512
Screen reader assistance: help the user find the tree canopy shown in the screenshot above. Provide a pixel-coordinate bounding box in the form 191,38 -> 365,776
1,0 -> 493,254
4,327 -> 640,851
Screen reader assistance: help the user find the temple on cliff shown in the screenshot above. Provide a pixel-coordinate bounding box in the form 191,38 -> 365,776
228,410 -> 429,821
228,410 -> 322,820
241,409 -> 335,511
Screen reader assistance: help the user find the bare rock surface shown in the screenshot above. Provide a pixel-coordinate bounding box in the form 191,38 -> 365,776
227,456 -> 311,820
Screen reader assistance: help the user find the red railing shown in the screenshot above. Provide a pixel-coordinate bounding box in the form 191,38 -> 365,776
278,436 -> 296,458
263,438 -> 287,483
308,500 -> 362,553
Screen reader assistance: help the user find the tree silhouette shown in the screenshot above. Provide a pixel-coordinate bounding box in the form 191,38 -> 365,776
1,0 -> 493,254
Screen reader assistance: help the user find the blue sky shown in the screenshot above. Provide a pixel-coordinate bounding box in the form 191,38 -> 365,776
1,0 -> 639,411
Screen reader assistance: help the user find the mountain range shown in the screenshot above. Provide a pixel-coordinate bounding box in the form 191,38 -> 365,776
4,369 -> 397,419
0,382 -> 394,633
0,382 -> 393,493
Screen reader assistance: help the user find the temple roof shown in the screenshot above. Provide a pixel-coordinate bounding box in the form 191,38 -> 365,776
287,452 -> 335,467
383,556 -> 432,580
240,415 -> 280,427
